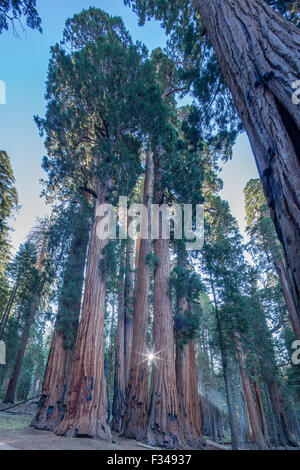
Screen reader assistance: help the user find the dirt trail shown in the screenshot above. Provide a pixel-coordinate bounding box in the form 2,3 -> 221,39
0,424 -> 153,451
0,406 -> 158,450
0,405 -> 219,450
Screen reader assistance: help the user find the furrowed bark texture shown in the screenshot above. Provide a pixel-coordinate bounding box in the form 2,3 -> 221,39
234,332 -> 268,449
251,369 -> 270,446
111,242 -> 126,433
32,211 -> 89,431
124,237 -> 134,389
176,336 -> 205,448
56,181 -> 111,441
175,249 -> 205,448
197,0 -> 300,315
123,151 -> 153,440
146,163 -> 186,449
147,237 -> 186,449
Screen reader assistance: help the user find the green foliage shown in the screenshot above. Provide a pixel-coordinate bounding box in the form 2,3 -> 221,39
37,9 -> 161,204
0,151 -> 18,244
145,251 -> 159,271
171,263 -> 202,302
0,0 -> 42,34
54,204 -> 90,350
244,178 -> 283,269
266,1 -> 300,26
174,308 -> 200,346
0,151 -> 18,317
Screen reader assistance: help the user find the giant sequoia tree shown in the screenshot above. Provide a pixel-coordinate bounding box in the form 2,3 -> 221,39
37,9 -> 162,440
125,0 -> 300,341
32,201 -> 90,431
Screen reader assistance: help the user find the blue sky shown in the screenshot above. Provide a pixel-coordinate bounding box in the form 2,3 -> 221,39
0,0 -> 259,251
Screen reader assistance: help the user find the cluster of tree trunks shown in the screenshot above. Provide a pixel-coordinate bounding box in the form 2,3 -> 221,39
198,331 -> 223,443
32,206 -> 89,430
111,242 -> 127,433
122,150 -> 153,440
55,180 -> 111,440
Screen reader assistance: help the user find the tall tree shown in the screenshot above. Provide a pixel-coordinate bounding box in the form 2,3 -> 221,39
0,151 -> 18,322
111,241 -> 127,433
39,9 -> 155,440
244,179 -> 300,339
173,243 -> 205,448
3,219 -> 54,404
32,201 -> 90,431
122,150 -> 153,440
125,0 -> 300,339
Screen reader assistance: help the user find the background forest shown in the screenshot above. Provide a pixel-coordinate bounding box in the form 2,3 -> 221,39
0,0 -> 299,451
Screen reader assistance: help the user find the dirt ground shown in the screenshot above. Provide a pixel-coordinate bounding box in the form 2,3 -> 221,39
0,412 -> 156,450
0,402 -> 224,451
0,425 -> 154,450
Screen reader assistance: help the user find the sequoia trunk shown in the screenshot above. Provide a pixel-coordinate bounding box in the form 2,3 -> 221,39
176,336 -> 205,448
123,151 -> 153,440
197,0 -> 300,314
147,236 -> 186,449
124,237 -> 134,389
32,207 -> 89,431
56,180 -> 111,441
111,242 -> 126,433
234,332 -> 268,449
175,249 -> 205,448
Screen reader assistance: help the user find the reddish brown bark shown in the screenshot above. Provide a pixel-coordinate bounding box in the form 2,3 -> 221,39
176,335 -> 205,448
175,249 -> 205,448
124,238 -> 134,388
123,151 -> 153,440
197,0 -> 300,315
56,181 -> 111,441
32,211 -> 89,431
267,380 -> 297,447
234,332 -> 268,449
32,330 -> 74,429
251,369 -> 270,446
147,233 -> 186,448
141,130 -> 183,451
111,243 -> 126,433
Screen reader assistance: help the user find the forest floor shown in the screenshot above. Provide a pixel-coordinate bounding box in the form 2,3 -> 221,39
0,412 -> 154,450
0,414 -> 161,451
0,402 -> 298,451
0,402 -> 222,450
